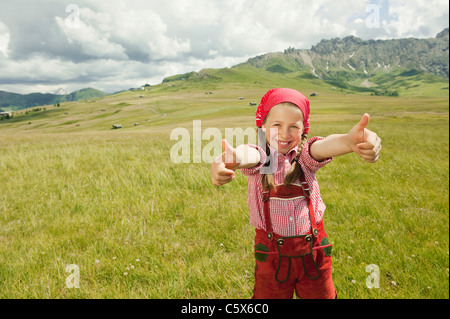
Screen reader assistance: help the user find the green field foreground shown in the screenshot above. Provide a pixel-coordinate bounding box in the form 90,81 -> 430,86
0,90 -> 448,298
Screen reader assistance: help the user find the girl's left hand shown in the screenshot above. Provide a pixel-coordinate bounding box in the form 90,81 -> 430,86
347,113 -> 382,163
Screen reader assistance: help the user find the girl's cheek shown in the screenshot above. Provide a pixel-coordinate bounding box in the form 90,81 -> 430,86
268,128 -> 279,139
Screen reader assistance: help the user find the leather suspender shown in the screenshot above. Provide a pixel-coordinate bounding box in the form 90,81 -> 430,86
262,190 -> 273,240
300,168 -> 319,238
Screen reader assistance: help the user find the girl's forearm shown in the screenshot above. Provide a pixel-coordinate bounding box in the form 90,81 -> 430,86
234,145 -> 261,169
310,134 -> 353,162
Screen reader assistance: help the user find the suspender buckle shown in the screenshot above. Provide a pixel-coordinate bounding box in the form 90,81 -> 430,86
300,182 -> 311,198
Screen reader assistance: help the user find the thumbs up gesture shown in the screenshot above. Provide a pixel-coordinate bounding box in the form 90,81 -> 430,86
211,140 -> 261,186
347,113 -> 382,163
211,139 -> 238,186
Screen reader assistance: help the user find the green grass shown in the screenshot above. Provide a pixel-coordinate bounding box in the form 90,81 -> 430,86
0,72 -> 448,298
0,131 -> 254,298
316,117 -> 449,298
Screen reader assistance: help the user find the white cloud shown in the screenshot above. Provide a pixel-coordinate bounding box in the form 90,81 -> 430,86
55,8 -> 129,60
386,0 -> 449,38
0,20 -> 10,58
54,3 -> 191,61
0,56 -> 84,83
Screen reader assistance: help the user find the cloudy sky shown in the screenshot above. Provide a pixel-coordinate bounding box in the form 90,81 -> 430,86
0,0 -> 448,94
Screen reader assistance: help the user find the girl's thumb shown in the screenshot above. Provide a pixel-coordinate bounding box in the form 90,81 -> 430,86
222,139 -> 235,164
222,139 -> 229,151
357,113 -> 370,131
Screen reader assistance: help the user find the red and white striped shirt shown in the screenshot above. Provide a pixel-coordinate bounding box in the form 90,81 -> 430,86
240,136 -> 333,236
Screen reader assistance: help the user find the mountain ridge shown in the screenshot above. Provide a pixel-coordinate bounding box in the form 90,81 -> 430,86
162,28 -> 448,97
243,28 -> 449,79
0,88 -> 107,112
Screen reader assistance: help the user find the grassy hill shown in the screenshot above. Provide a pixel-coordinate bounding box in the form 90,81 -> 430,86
0,61 -> 448,134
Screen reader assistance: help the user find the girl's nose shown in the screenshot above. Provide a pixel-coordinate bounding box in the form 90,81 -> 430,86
279,127 -> 289,139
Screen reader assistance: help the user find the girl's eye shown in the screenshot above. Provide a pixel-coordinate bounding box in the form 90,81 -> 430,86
273,123 -> 281,127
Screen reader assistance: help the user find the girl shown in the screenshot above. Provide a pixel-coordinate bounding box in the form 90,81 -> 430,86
211,88 -> 381,299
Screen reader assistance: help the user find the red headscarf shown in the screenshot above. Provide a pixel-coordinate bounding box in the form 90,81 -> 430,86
255,88 -> 310,134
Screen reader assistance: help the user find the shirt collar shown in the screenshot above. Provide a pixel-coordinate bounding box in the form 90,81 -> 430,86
267,143 -> 298,162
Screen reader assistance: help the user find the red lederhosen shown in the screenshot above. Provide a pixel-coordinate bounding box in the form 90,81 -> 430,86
252,171 -> 336,299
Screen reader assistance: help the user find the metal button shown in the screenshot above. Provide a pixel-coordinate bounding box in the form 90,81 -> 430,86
267,232 -> 273,240
305,235 -> 312,242
313,229 -> 319,236
277,239 -> 284,246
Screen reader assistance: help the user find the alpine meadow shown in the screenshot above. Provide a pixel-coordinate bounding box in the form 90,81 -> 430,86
0,31 -> 449,299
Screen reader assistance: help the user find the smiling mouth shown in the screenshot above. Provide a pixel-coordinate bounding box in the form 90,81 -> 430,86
275,140 -> 291,147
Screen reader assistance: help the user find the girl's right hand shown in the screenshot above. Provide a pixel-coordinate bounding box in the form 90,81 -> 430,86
211,139 -> 238,186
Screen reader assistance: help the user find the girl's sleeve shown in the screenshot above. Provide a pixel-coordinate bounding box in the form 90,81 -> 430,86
300,136 -> 333,172
239,144 -> 267,176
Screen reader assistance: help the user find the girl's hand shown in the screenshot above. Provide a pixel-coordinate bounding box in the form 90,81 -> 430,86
211,139 -> 238,186
347,113 -> 382,163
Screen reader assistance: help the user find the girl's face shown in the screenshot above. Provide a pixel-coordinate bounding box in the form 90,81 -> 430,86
262,103 -> 304,155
